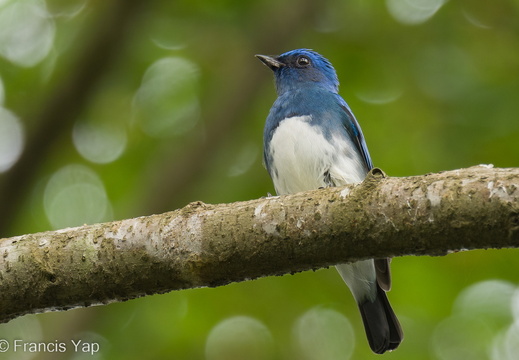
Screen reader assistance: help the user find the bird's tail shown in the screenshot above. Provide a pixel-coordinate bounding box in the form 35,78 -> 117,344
357,284 -> 403,354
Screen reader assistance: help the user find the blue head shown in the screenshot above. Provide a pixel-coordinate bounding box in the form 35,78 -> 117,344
256,49 -> 339,95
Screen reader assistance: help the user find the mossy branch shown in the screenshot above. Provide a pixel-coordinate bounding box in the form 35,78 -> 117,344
1,166 -> 518,323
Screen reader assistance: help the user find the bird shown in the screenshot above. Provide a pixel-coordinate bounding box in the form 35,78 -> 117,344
256,49 -> 403,354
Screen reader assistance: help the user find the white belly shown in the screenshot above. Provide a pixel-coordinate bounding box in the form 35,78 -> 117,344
268,115 -> 367,195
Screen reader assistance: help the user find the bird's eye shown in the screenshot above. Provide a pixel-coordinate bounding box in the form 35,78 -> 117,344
296,56 -> 310,67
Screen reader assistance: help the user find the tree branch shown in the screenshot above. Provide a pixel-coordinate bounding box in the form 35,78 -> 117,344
1,166 -> 518,323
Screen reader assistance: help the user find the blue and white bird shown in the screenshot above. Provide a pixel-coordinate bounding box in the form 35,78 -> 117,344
256,49 -> 403,354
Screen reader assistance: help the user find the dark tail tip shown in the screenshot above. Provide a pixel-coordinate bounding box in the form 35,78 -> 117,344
358,285 -> 403,354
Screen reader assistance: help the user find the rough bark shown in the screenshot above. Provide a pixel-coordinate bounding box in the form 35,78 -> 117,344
0,166 -> 518,323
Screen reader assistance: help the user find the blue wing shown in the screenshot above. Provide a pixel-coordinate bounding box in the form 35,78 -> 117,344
336,95 -> 373,171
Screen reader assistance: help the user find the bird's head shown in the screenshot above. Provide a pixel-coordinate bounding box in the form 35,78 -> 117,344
256,49 -> 339,95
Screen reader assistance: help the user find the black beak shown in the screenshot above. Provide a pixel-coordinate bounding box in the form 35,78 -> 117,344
255,54 -> 285,71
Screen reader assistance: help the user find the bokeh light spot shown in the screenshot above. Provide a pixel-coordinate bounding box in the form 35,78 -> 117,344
205,316 -> 273,360
0,76 -> 4,105
454,280 -> 515,325
149,18 -> 187,50
46,0 -> 87,19
462,9 -> 492,29
0,0 -> 55,67
432,315 -> 493,360
0,315 -> 42,360
293,307 -> 354,360
227,143 -> 259,177
355,86 -> 403,105
433,280 -> 519,360
491,322 -> 519,360
133,57 -> 200,138
0,107 -> 24,173
72,122 -> 127,164
386,0 -> 446,25
510,288 -> 519,323
44,164 -> 112,229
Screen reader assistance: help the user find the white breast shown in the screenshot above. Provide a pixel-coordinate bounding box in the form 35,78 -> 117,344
268,116 -> 367,195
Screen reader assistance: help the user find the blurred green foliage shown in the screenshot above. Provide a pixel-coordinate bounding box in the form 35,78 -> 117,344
0,0 -> 518,359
